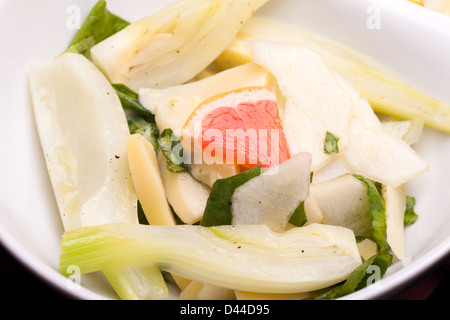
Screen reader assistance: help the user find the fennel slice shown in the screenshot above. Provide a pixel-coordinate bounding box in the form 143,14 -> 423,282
59,223 -> 362,294
28,52 -> 168,300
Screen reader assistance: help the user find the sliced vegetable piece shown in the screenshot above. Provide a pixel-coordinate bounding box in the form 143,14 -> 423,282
221,16 -> 450,133
302,195 -> 324,225
157,152 -> 210,225
381,116 -> 424,145
382,184 -> 407,260
28,52 -> 168,300
309,174 -> 372,238
91,0 -> 269,90
126,134 -> 176,226
357,239 -> 378,261
231,152 -> 312,232
179,281 -> 236,300
60,223 -> 362,294
28,52 -> 137,229
200,166 -> 264,227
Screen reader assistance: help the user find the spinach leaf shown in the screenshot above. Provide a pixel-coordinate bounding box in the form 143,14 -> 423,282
137,201 -> 149,225
128,115 -> 159,152
404,196 -> 418,226
158,129 -> 190,173
314,252 -> 392,300
324,131 -> 339,154
112,84 -> 154,119
354,175 -> 390,253
289,172 -> 313,227
200,166 -> 264,227
288,201 -> 307,227
66,0 -> 129,59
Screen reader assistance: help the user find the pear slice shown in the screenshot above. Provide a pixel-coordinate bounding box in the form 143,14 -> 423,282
251,40 -> 353,172
309,174 -> 372,239
357,238 -> 378,261
231,152 -> 312,232
251,40 -> 428,187
338,74 -> 428,187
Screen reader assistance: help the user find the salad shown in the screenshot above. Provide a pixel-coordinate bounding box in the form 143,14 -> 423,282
27,0 -> 450,300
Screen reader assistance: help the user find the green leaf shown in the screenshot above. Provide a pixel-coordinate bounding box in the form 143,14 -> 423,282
324,131 -> 339,154
157,129 -> 190,173
137,201 -> 149,225
112,84 -> 154,119
404,196 -> 418,226
289,201 -> 307,227
127,115 -> 159,152
66,0 -> 129,59
201,166 -> 264,227
314,252 -> 392,300
354,175 -> 390,253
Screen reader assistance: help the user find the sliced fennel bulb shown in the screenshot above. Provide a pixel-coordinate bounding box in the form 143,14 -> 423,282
60,223 -> 362,294
28,52 -> 136,230
28,52 -> 168,300
91,0 -> 269,90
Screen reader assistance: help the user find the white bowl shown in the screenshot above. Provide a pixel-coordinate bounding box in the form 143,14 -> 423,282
0,0 -> 449,300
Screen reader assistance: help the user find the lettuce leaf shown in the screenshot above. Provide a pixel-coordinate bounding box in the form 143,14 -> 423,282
66,0 -> 129,59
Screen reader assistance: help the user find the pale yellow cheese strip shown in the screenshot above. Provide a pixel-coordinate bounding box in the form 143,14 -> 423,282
126,134 -> 175,226
126,134 -> 191,291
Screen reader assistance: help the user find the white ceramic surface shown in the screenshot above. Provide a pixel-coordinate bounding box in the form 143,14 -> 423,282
0,0 -> 449,300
